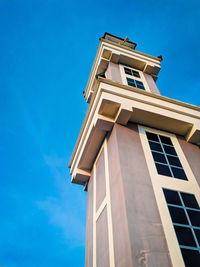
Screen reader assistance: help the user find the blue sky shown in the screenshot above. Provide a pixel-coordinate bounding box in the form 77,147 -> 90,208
0,0 -> 200,266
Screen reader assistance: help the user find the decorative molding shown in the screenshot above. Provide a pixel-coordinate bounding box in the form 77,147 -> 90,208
91,141 -> 115,267
69,79 -> 200,184
93,164 -> 97,267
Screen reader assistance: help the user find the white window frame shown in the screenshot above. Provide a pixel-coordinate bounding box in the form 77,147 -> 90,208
119,64 -> 151,92
138,125 -> 200,267
146,131 -> 188,180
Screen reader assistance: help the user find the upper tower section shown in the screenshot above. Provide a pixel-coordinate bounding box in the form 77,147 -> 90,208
69,33 -> 200,186
84,32 -> 162,103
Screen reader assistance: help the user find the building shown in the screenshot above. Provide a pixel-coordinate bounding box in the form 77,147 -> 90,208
68,33 -> 200,267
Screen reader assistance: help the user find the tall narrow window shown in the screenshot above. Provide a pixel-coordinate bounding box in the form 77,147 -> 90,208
163,188 -> 200,266
146,131 -> 188,180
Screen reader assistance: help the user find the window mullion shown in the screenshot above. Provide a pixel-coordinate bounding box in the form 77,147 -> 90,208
179,245 -> 200,252
173,222 -> 200,230
131,69 -> 134,77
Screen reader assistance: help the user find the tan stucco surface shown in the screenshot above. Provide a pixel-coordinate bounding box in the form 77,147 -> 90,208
143,72 -> 160,95
111,123 -> 172,267
96,207 -> 109,267
106,62 -> 122,84
107,126 -> 133,267
178,136 -> 200,186
96,150 -> 106,211
85,122 -> 200,267
85,123 -> 173,266
84,123 -> 200,267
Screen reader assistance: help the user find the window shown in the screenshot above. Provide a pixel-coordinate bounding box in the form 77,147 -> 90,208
146,131 -> 188,180
126,78 -> 145,90
124,67 -> 140,78
123,66 -> 145,90
163,188 -> 200,266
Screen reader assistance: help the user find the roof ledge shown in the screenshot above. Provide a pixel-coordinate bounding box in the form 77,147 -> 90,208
71,169 -> 91,185
70,79 -> 200,185
186,124 -> 200,144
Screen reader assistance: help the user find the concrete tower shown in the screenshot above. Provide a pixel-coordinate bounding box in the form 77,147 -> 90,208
68,33 -> 200,267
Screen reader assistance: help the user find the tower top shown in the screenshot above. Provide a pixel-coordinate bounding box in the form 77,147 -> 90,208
101,32 -> 137,50
84,32 -> 162,103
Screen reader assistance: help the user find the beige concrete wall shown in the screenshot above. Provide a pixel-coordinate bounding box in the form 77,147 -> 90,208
107,126 -> 133,267
85,123 -> 174,267
106,62 -> 122,83
178,135 -> 200,186
143,73 -> 160,95
85,145 -> 113,267
96,150 -> 106,211
96,208 -> 110,267
115,123 -> 172,267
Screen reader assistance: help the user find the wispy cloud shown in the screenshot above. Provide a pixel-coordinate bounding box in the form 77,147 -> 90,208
37,154 -> 87,247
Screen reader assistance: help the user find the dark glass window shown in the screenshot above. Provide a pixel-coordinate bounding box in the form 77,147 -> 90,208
146,132 -> 159,142
124,67 -> 132,75
135,80 -> 145,89
171,167 -> 188,180
155,163 -> 172,176
126,78 -> 145,90
181,192 -> 200,209
163,189 -> 182,206
174,225 -> 196,246
187,210 -> 200,227
163,188 -> 200,266
163,145 -> 177,156
167,155 -> 182,167
194,229 -> 200,244
168,206 -> 188,224
146,131 -> 188,180
152,152 -> 167,164
124,67 -> 140,78
181,248 -> 200,266
132,70 -> 140,77
149,141 -> 163,152
126,78 -> 135,87
159,135 -> 173,145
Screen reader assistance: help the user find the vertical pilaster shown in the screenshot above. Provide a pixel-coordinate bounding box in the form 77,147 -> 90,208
91,140 -> 115,267
104,139 -> 115,267
93,165 -> 97,267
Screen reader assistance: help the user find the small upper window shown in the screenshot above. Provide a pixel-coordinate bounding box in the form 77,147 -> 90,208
124,66 -> 145,90
127,78 -> 145,90
124,67 -> 140,78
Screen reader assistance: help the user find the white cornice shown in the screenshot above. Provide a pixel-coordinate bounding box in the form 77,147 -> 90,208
69,78 -> 200,185
97,78 -> 200,113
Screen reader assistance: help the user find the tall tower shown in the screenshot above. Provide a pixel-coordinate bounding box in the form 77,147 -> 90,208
68,33 -> 200,267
